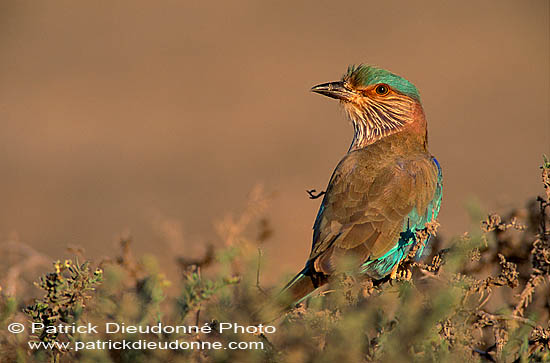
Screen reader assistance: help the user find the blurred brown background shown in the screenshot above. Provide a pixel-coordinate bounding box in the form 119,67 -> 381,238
1,1 -> 548,282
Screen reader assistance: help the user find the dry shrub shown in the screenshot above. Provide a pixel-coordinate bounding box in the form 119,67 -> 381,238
0,161 -> 549,363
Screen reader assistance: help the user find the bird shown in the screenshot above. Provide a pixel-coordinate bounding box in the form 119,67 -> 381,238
280,64 -> 443,306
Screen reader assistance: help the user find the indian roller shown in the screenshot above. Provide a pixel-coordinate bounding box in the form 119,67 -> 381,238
282,65 -> 443,304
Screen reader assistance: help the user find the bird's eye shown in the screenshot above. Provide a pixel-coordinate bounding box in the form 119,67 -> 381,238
375,84 -> 390,96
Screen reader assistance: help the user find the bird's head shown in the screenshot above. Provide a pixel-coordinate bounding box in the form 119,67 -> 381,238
312,65 -> 425,149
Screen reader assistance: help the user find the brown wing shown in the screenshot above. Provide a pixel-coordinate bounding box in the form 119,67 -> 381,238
309,149 -> 439,275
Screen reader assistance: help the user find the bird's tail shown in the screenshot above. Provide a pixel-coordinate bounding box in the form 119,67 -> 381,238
252,266 -> 328,323
279,267 -> 321,305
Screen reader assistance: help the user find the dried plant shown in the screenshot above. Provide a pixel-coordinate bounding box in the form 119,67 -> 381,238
0,162 -> 549,362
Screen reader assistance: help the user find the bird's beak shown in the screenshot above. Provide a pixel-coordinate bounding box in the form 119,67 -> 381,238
311,81 -> 354,101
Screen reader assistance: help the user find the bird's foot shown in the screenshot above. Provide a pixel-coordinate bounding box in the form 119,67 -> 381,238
389,264 -> 400,280
306,189 -> 326,199
389,264 -> 413,282
396,268 -> 413,281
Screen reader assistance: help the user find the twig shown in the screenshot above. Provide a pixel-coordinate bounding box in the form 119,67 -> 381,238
256,248 -> 267,295
306,189 -> 326,199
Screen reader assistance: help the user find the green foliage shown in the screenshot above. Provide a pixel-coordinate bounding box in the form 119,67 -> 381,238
23,260 -> 103,362
177,272 -> 240,319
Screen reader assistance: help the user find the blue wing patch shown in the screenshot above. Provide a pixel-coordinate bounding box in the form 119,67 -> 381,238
361,157 -> 443,277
